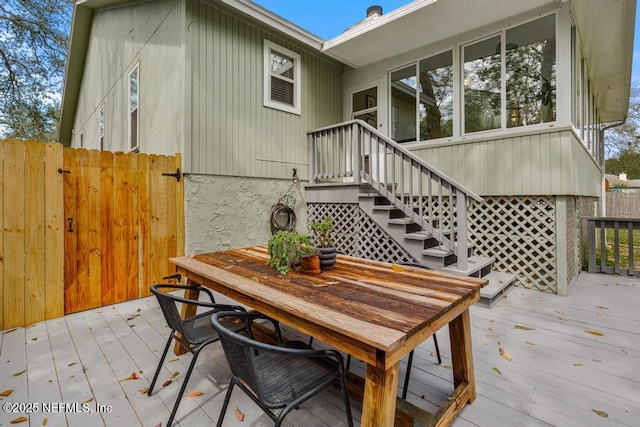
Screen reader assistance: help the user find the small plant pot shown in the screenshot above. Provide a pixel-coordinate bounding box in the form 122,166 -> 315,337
300,255 -> 321,274
319,247 -> 337,270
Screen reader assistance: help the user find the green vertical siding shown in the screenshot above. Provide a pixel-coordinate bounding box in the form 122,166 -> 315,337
74,0 -> 185,155
411,129 -> 601,197
186,0 -> 343,179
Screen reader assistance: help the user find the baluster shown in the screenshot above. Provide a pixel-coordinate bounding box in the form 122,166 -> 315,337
428,172 -> 433,228
409,161 -> 414,217
599,221 -> 606,273
456,188 -> 468,271
628,221 -> 634,276
418,167 -> 423,220
391,148 -> 396,204
449,185 -> 455,253
614,220 -> 620,275
438,178 -> 444,249
308,133 -> 315,184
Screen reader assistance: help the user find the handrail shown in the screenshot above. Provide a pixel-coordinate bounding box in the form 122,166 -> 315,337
308,119 -> 484,270
585,217 -> 640,277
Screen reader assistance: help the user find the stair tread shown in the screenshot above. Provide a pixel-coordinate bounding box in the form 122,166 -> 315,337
404,232 -> 432,240
441,256 -> 494,276
372,205 -> 399,211
480,271 -> 517,299
388,218 -> 415,225
422,243 -> 475,257
358,193 -> 378,198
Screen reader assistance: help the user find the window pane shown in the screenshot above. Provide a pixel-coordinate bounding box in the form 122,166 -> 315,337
573,27 -> 582,131
419,51 -> 453,140
464,36 -> 501,133
130,68 -> 138,110
271,52 -> 294,80
354,111 -> 377,127
506,15 -> 556,128
271,76 -> 294,105
352,87 -> 377,113
391,65 -> 417,143
130,108 -> 138,149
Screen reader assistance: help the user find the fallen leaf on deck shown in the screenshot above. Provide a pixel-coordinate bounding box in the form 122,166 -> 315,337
430,352 -> 437,357
0,390 -> 13,397
486,334 -> 498,339
514,325 -> 536,330
595,311 -> 603,316
68,362 -> 76,367
83,397 -> 94,404
10,417 -> 27,424
525,342 -> 535,346
502,353 -> 512,361
596,306 -> 609,310
502,294 -> 508,299
13,370 -> 26,377
592,409 -> 608,418
136,308 -> 141,312
171,371 -> 179,379
492,367 -> 502,375
140,387 -> 149,394
120,372 -> 139,382
443,365 -> 452,370
42,418 -> 47,425
593,359 -> 601,363
489,319 -> 495,323
558,317 -> 567,322
235,407 -> 245,421
168,358 -> 179,363
420,394 -> 426,399
31,337 -> 37,341
586,330 -> 604,336
162,380 -> 172,387
573,363 -> 583,367
488,327 -> 494,332
129,325 -> 136,328
186,391 -> 204,397
132,313 -> 140,317
126,317 -> 134,321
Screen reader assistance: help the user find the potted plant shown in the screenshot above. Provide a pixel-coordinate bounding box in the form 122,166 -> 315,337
310,216 -> 337,270
267,230 -> 320,275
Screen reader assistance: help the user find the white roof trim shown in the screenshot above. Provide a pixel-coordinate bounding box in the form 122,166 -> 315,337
216,0 -> 324,49
322,0 -> 438,52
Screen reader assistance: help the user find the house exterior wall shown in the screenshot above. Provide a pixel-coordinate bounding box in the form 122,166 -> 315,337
184,0 -> 343,178
72,0 -> 185,156
184,175 -> 308,254
410,129 -> 601,197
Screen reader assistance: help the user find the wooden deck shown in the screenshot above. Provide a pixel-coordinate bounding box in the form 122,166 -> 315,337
1,272 -> 638,427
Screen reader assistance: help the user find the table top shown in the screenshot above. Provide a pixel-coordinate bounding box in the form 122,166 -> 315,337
171,246 -> 487,368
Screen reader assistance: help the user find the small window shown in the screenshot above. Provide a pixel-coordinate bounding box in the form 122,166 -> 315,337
79,131 -> 84,148
99,105 -> 105,150
129,64 -> 139,151
263,40 -> 301,115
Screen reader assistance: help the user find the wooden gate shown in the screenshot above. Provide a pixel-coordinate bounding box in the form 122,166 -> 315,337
0,139 -> 184,329
63,149 -> 184,314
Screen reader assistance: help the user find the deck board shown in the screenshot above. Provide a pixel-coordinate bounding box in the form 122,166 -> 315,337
0,272 -> 638,427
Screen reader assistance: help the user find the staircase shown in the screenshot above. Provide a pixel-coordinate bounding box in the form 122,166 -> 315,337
307,120 -> 515,308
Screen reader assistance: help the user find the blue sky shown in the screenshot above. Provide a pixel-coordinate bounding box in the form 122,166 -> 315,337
256,0 -> 640,83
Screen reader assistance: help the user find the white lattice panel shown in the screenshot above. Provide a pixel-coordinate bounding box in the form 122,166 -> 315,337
308,203 -> 414,264
468,197 -> 557,292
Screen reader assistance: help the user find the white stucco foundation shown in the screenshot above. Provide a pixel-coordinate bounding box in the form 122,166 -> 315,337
184,174 -> 308,254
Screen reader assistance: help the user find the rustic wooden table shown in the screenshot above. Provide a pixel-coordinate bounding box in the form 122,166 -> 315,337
170,246 -> 487,427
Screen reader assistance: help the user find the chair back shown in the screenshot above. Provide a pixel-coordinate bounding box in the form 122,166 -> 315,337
211,312 -> 261,397
151,285 -> 187,338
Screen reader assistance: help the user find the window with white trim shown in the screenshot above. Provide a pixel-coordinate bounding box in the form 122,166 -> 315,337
129,64 -> 139,151
99,105 -> 105,150
264,40 -> 301,115
79,131 -> 84,148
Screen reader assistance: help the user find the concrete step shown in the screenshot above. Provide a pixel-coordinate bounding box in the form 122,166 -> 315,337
477,271 -> 517,308
441,256 -> 494,277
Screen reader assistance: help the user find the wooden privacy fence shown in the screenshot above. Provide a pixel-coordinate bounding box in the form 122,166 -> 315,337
0,139 -> 184,329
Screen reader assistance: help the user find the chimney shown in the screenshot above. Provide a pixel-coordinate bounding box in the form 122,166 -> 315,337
366,5 -> 383,17
619,173 -> 627,181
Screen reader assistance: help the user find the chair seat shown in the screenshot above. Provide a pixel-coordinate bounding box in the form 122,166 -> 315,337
183,310 -> 244,344
254,349 -> 339,408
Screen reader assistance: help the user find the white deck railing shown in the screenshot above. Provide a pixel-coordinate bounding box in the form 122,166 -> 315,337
308,120 -> 483,270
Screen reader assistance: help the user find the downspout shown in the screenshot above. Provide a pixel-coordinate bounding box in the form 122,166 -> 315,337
600,119 -> 626,216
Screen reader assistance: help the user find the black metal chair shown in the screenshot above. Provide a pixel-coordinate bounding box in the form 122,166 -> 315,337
148,284 -> 247,427
211,311 -> 353,427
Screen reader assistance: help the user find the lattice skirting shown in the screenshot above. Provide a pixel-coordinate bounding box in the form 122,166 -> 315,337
308,204 -> 415,264
309,196 -> 596,294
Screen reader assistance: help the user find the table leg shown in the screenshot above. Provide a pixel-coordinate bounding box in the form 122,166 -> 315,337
173,285 -> 200,355
361,361 -> 399,427
449,309 -> 475,402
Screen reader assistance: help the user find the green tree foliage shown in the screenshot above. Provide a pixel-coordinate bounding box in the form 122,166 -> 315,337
605,81 -> 640,157
605,149 -> 640,180
0,0 -> 73,141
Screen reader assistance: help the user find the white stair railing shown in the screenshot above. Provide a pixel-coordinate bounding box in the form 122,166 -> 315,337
308,119 -> 484,270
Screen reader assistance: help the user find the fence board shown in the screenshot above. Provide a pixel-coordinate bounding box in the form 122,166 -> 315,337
4,140 -> 26,329
125,152 -> 139,301
149,155 -> 162,288
44,143 -> 64,320
75,149 -> 90,312
24,141 -> 45,325
63,148 -> 78,315
88,150 -> 102,309
606,193 -> 640,218
112,152 -> 128,304
137,154 -> 151,296
100,152 -> 115,306
175,153 -> 184,260
155,155 -> 169,286
166,156 -> 177,279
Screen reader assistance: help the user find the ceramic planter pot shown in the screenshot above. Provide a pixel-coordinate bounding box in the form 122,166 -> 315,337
300,255 -> 321,274
318,247 -> 337,270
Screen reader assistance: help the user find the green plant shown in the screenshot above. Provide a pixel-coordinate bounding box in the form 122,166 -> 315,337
310,216 -> 335,248
267,231 -> 317,275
